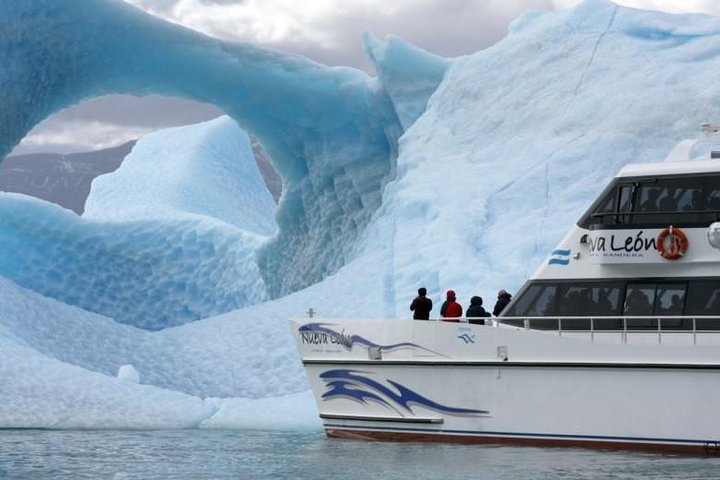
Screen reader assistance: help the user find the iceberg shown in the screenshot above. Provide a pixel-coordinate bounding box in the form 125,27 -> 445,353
3,0 -> 720,428
0,116 -> 276,330
84,116 -> 277,236
0,0 -> 409,299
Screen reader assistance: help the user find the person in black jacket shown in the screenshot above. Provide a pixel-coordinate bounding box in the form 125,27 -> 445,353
466,296 -> 492,325
493,289 -> 512,316
410,287 -> 433,320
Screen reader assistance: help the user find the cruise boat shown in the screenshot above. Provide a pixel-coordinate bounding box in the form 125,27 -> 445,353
291,129 -> 720,454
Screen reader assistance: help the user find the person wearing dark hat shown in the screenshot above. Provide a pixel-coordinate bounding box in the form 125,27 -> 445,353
440,289 -> 463,321
493,289 -> 512,316
466,296 -> 492,325
410,287 -> 433,320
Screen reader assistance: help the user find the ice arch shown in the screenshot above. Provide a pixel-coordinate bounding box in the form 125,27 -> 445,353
0,0 -> 448,297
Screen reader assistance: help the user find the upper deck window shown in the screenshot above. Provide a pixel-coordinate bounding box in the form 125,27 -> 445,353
579,174 -> 720,229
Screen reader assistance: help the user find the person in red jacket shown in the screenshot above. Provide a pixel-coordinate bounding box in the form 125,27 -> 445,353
440,289 -> 463,321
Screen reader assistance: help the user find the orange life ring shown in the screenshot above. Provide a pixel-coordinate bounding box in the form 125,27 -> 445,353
656,226 -> 688,260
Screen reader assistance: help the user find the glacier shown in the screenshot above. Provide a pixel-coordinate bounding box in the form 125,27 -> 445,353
3,0 -> 720,428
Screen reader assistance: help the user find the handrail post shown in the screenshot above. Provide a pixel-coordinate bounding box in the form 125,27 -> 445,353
623,317 -> 627,345
590,317 -> 594,343
693,317 -> 697,345
558,317 -> 562,337
657,316 -> 662,345
524,317 -> 529,330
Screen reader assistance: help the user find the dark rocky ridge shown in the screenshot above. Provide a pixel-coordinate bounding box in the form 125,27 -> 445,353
1,142 -> 134,214
1,137 -> 282,214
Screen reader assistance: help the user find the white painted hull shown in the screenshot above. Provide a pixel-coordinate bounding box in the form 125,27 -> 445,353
292,319 -> 720,453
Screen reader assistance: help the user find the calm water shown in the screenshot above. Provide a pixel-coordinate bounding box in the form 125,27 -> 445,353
1,429 -> 720,479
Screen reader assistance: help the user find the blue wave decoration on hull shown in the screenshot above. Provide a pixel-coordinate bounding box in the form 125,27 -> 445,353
298,322 -> 443,356
320,369 -> 489,417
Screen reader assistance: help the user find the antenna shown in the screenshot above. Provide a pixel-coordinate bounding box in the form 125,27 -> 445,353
664,123 -> 720,162
702,124 -> 720,159
701,123 -> 720,134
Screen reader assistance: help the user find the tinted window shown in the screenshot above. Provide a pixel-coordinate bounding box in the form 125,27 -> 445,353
624,285 -> 655,316
678,187 -> 703,212
556,284 -> 621,316
707,182 -> 720,211
637,185 -> 661,213
509,282 -> 621,317
596,193 -> 615,215
528,286 -> 557,316
506,285 -> 557,316
686,281 -> 720,315
505,285 -> 541,317
578,181 -> 622,228
654,284 -> 685,315
579,174 -> 720,229
504,279 -> 720,331
601,185 -> 633,226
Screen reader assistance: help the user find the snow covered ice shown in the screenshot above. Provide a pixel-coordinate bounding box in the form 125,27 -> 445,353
3,0 -> 720,428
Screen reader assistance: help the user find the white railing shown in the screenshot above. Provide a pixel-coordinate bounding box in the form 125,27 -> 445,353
495,315 -> 720,345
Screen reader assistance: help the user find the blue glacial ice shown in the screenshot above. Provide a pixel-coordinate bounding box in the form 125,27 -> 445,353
0,116 -> 274,329
4,0 -> 720,427
0,0 -> 413,299
0,191 -> 270,330
84,116 -> 277,236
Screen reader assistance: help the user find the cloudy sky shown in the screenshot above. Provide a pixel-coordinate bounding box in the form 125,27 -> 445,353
11,0 -> 720,155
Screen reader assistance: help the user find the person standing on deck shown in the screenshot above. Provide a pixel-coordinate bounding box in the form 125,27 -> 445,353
410,287 -> 433,320
466,296 -> 492,325
493,289 -> 512,316
440,290 -> 463,321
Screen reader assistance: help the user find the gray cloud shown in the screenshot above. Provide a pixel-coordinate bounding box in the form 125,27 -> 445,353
11,0 -> 719,155
13,96 -> 223,155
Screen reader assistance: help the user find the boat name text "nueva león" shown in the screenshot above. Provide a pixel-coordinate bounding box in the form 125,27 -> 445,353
588,231 -> 656,253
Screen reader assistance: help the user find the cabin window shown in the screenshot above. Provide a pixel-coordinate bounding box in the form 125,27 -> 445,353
505,285 -> 541,317
634,179 -> 704,226
618,185 -> 633,214
686,281 -> 720,329
507,282 -> 621,317
600,185 -> 633,226
624,284 -> 656,327
686,281 -> 720,314
623,283 -> 685,314
555,284 -> 621,316
508,285 -> 557,317
623,283 -> 686,328
707,184 -> 720,210
655,284 -> 685,316
579,174 -> 720,229
580,182 -> 633,228
623,284 -> 655,316
504,280 -> 697,330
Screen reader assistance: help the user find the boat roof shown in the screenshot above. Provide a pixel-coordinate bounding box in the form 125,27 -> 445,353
617,160 -> 720,178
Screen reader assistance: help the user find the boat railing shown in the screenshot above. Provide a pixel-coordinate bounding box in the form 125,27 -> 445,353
495,315 -> 720,345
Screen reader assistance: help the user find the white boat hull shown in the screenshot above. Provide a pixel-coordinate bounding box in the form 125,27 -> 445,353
292,319 -> 720,453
